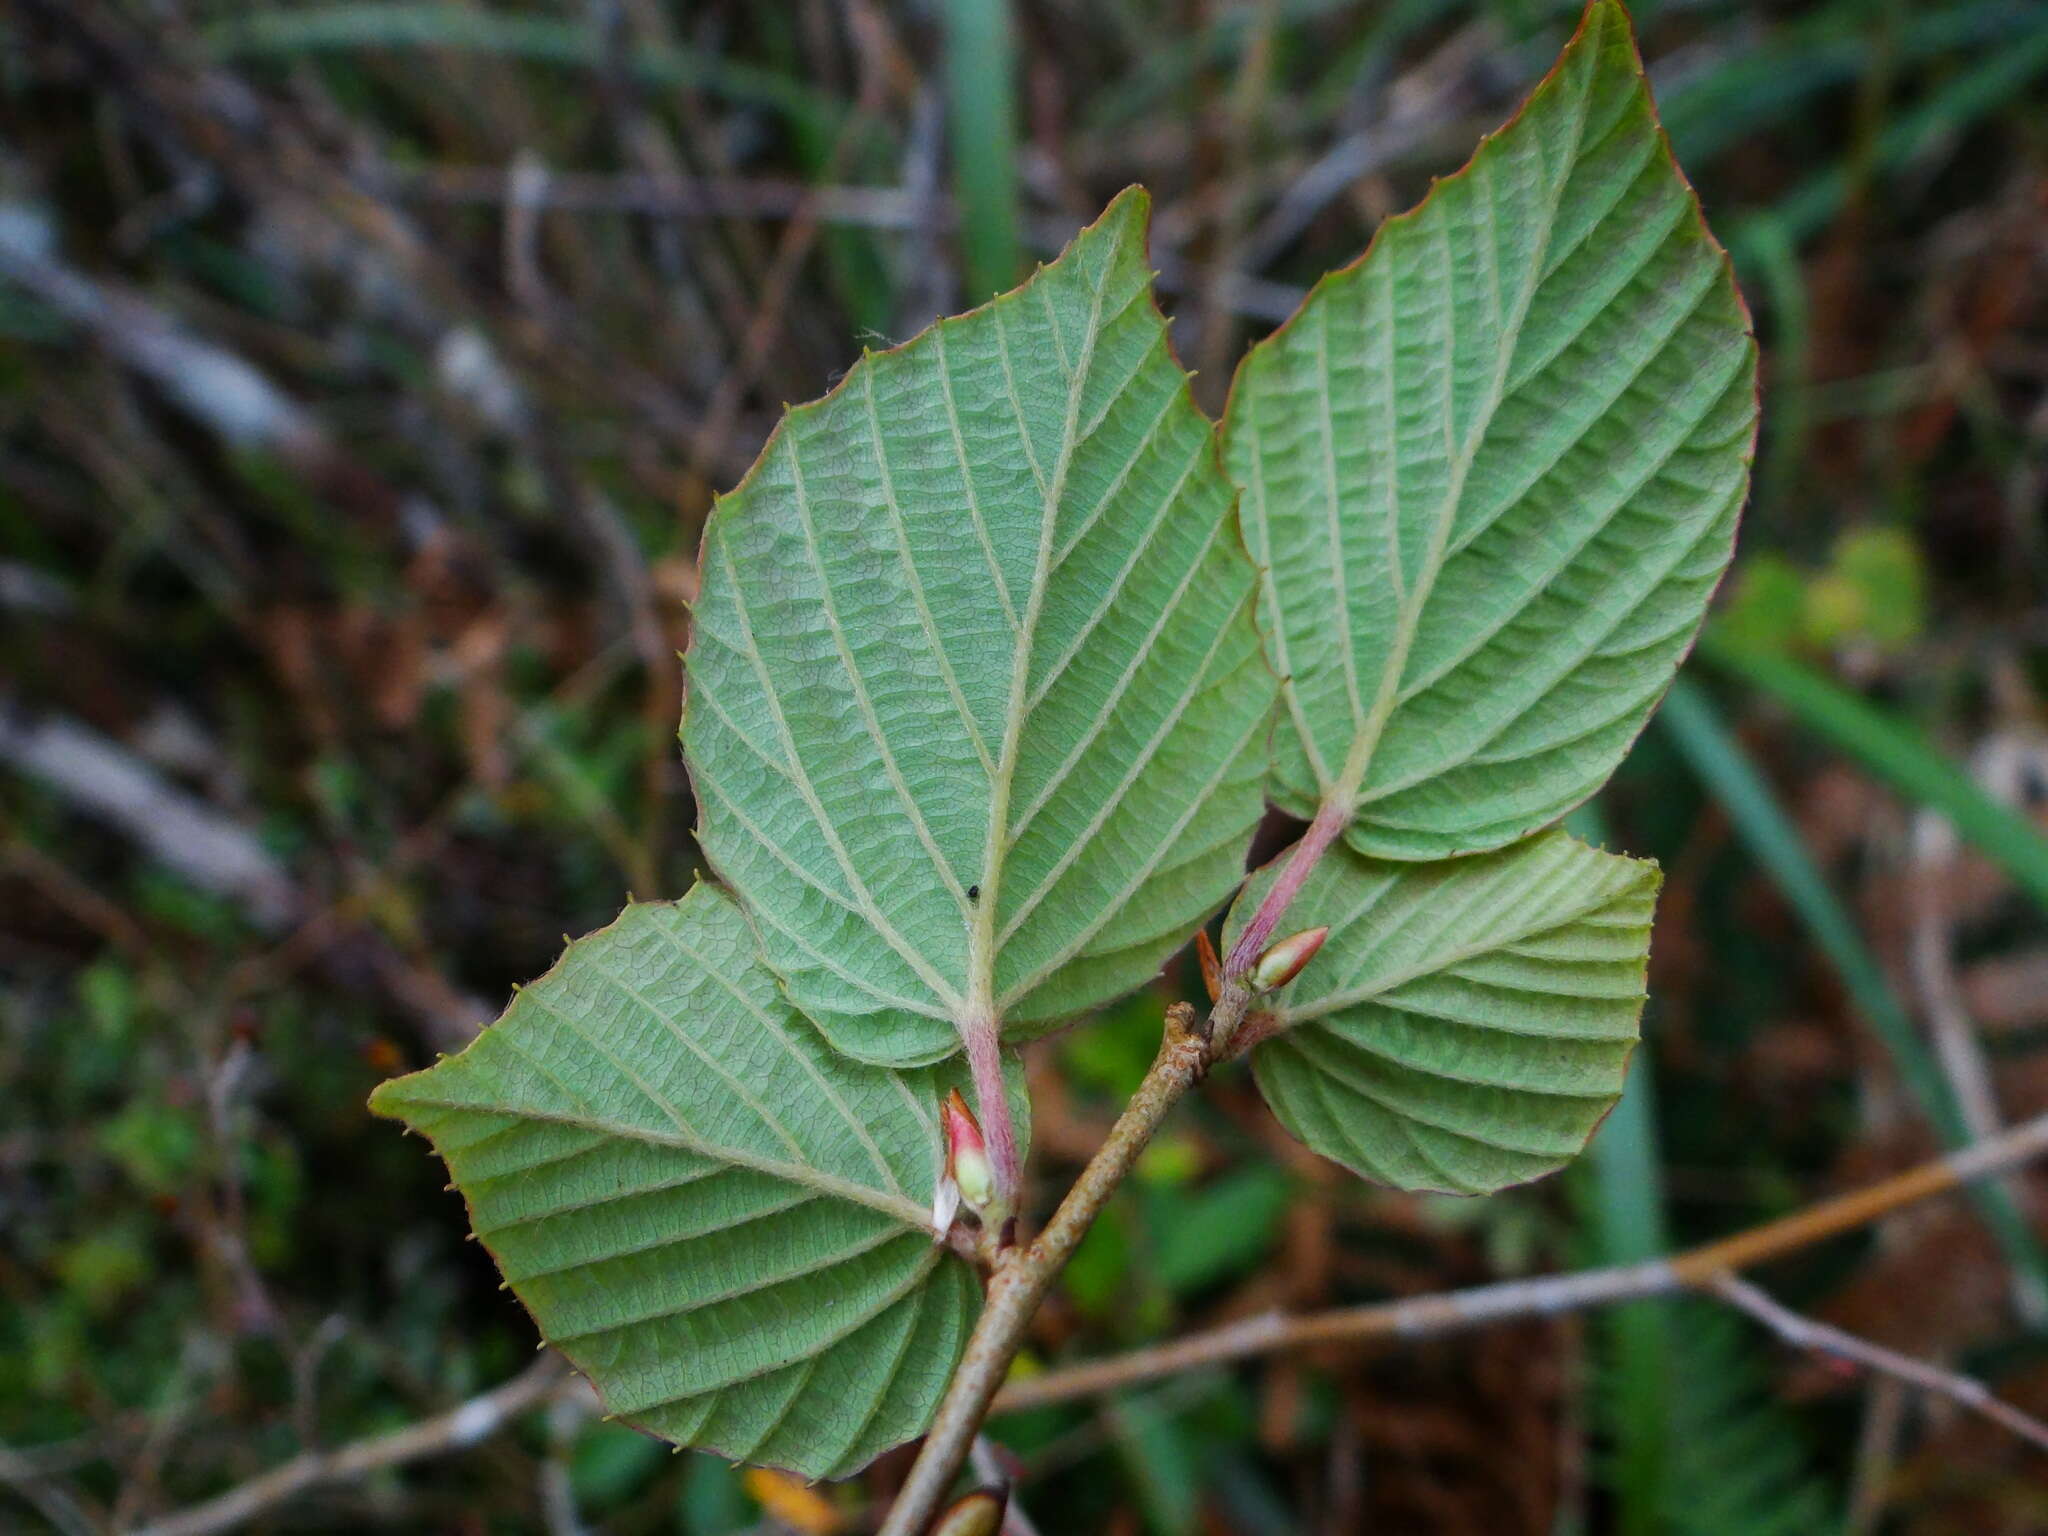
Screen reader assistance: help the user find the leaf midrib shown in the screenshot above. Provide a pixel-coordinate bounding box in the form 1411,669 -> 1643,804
708,533 -> 967,1014
965,256 -> 1114,1036
612,1242 -> 947,1424
385,1088 -> 934,1231
652,917 -> 908,1198
1293,50 -> 1596,823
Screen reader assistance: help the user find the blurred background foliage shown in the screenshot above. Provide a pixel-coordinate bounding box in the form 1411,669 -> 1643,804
4,0 -> 2048,1531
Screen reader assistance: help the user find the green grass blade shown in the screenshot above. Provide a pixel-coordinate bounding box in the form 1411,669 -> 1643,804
1724,12 -> 2048,255
1659,0 -> 2048,167
1657,676 -> 2048,1315
1568,802 -> 1672,1536
943,0 -> 1023,301
202,5 -> 841,136
1584,1065 -> 1675,1536
1699,637 -> 2048,910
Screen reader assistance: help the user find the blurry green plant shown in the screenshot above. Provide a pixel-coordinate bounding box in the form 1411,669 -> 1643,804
371,0 -> 1756,1518
1719,525 -> 1927,656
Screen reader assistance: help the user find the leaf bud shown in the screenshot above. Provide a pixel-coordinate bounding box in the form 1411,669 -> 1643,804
1250,926 -> 1329,992
944,1089 -> 999,1211
932,1489 -> 1006,1536
1194,929 -> 1222,1003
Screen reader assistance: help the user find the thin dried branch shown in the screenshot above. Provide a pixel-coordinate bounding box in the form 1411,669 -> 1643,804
1710,1274 -> 2048,1453
385,162 -> 930,227
0,696 -> 489,1050
992,1110 -> 2048,1415
1235,20 -> 1496,277
1909,839 -> 2035,1326
122,1358 -> 573,1536
0,201 -> 458,558
881,802 -> 1359,1534
0,1444 -> 100,1536
684,6 -> 890,477
382,165 -> 1308,323
0,697 -> 300,929
0,204 -> 321,455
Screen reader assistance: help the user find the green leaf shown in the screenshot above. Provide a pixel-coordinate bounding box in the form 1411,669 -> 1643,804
1221,0 -> 1756,861
1805,526 -> 1924,652
370,885 -> 1019,1479
1226,829 -> 1657,1194
1151,1166 -> 1291,1296
682,188 -> 1275,1068
1716,553 -> 1806,655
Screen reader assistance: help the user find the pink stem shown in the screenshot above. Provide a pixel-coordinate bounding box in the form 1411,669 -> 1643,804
1222,798 -> 1349,979
963,1016 -> 1021,1210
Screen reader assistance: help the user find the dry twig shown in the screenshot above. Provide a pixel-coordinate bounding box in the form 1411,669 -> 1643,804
1709,1274 -> 2048,1453
992,1110 -> 2048,1416
121,1358 -> 573,1536
0,698 -> 299,929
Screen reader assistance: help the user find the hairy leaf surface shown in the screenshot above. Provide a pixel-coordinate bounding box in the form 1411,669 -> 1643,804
683,187 -> 1274,1067
369,885 -> 1022,1478
1223,0 -> 1756,860
1226,830 -> 1657,1193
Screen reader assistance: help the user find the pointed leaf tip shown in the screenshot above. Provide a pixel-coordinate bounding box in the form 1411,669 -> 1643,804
371,884 -> 1028,1479
1222,0 -> 1754,860
682,186 -> 1275,1068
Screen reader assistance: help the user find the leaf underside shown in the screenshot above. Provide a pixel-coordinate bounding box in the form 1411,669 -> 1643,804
1227,830 -> 1658,1194
682,187 -> 1276,1069
369,886 -> 1022,1480
1224,0 -> 1757,861
373,1 -> 1757,1487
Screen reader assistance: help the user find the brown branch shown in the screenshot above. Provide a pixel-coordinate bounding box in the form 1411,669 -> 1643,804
121,1358 -> 571,1536
877,804 -> 1363,1534
0,697 -> 489,1051
0,1444 -> 99,1536
0,697 -> 299,930
878,997 -> 1239,1535
380,167 -> 1307,323
1708,1274 -> 2048,1453
992,1110 -> 2048,1415
1908,802 -> 2041,1323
